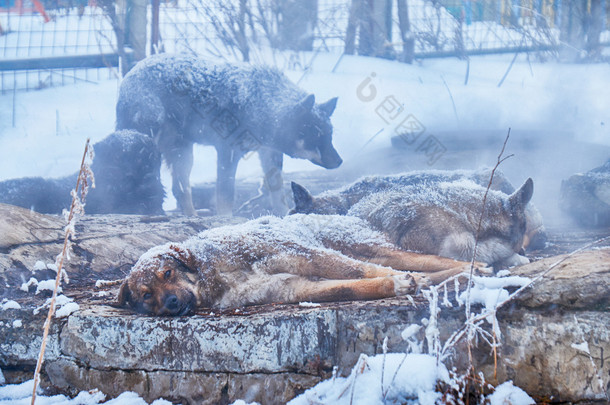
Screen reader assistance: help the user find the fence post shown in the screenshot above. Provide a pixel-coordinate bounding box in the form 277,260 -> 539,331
127,0 -> 147,65
151,0 -> 160,54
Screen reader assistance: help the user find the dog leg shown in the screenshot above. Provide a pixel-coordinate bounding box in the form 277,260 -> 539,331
160,132 -> 197,216
216,147 -> 241,216
263,251 -> 408,280
258,148 -> 288,215
171,145 -> 196,216
236,148 -> 287,216
290,276 -> 417,303
342,243 -> 487,273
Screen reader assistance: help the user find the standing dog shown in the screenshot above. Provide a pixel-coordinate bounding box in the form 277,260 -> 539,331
291,171 -> 536,269
116,54 -> 342,216
118,214 -> 483,315
0,130 -> 164,215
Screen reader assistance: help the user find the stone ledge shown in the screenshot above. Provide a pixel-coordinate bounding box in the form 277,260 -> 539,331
31,301 -> 610,404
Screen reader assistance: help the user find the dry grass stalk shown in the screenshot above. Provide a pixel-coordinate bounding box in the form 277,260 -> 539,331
31,139 -> 94,405
463,128 -> 513,374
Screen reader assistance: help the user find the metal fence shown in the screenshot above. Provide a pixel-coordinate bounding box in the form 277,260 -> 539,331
0,2 -> 119,92
1,0 -> 609,93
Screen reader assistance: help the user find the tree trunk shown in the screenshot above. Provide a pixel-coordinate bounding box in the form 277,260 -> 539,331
344,0 -> 362,55
558,0 -> 587,61
237,0 -> 250,61
586,0 -> 603,60
396,0 -> 414,63
277,0 -> 318,51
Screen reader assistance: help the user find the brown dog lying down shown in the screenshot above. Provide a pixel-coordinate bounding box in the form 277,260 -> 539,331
118,214 -> 485,316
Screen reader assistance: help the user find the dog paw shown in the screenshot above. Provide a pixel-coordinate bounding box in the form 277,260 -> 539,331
392,273 -> 424,296
474,265 -> 494,275
457,262 -> 492,276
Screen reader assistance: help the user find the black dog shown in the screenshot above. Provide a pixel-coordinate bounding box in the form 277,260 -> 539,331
0,130 -> 164,215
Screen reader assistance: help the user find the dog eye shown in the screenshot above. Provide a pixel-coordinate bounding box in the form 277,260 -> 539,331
143,292 -> 152,300
164,269 -> 172,280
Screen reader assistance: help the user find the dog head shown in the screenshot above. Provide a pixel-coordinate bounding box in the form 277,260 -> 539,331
87,130 -> 165,215
117,244 -> 201,316
279,94 -> 343,169
473,178 -> 534,267
289,181 -> 347,215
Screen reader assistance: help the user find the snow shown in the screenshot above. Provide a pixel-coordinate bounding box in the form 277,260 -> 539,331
288,353 -> 449,405
55,302 -> 80,318
487,381 -> 535,405
229,401 -> 260,405
33,261 -> 47,271
0,299 -> 21,311
20,278 -> 38,292
571,341 -> 591,355
12,320 -> 22,328
33,294 -> 76,316
460,275 -> 530,314
0,379 -> 173,404
35,279 -> 61,295
298,302 -> 321,307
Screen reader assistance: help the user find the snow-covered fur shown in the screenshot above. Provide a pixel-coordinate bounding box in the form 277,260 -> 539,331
118,214 -> 482,315
291,170 -> 536,269
116,53 -> 342,216
0,130 -> 164,215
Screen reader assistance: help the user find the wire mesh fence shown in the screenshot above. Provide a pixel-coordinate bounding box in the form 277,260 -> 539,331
1,0 -> 609,93
0,2 -> 119,92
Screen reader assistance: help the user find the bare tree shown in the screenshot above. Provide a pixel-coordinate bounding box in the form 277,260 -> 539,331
202,0 -> 251,61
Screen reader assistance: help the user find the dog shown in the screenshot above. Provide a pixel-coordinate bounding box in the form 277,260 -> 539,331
116,53 -> 342,217
117,214 -> 485,315
0,130 -> 164,215
290,170 -> 536,269
560,159 -> 610,228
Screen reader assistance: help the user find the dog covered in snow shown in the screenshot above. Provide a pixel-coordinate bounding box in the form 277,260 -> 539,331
0,130 -> 164,215
116,53 -> 342,216
290,170 -> 536,269
117,214 -> 484,315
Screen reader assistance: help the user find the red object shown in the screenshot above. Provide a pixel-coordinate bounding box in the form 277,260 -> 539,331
1,0 -> 50,23
31,0 -> 50,22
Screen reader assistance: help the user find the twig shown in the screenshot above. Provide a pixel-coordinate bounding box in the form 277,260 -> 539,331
463,129 -> 513,372
466,130 -> 513,322
380,336 -> 388,397
497,38 -> 525,87
441,75 -> 458,122
31,139 -> 94,405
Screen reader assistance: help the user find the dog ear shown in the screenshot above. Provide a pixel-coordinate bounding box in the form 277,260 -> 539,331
167,244 -> 197,272
117,280 -> 131,307
318,97 -> 338,116
508,178 -> 533,211
291,181 -> 314,213
298,94 -> 316,111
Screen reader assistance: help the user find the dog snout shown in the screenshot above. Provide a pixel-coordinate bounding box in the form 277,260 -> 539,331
164,293 -> 180,311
